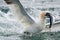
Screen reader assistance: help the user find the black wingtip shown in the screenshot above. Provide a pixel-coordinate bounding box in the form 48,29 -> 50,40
45,12 -> 53,28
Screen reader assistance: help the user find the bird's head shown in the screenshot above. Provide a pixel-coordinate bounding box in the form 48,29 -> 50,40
40,11 -> 53,28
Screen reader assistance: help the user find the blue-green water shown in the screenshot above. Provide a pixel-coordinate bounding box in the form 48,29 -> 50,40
0,31 -> 60,40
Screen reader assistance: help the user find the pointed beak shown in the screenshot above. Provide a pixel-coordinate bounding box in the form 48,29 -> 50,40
45,13 -> 53,28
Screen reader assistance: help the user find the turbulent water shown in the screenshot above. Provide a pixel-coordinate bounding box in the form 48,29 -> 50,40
0,8 -> 60,40
0,0 -> 60,40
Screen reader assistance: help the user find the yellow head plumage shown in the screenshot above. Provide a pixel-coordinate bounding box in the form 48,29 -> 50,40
40,11 -> 46,20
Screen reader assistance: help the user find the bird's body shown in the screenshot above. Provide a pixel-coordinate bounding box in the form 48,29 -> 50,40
23,12 -> 48,35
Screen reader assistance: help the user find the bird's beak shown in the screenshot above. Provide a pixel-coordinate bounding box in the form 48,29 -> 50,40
45,12 -> 53,28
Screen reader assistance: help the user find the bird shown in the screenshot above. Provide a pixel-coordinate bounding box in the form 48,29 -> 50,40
4,0 -> 53,36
